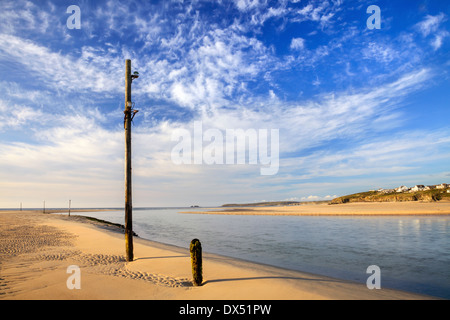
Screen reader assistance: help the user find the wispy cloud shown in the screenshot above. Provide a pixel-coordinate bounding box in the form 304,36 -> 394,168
0,99 -> 44,131
0,34 -> 122,93
0,0 -> 58,36
288,129 -> 450,179
415,13 -> 446,37
415,13 -> 449,50
290,37 -> 305,50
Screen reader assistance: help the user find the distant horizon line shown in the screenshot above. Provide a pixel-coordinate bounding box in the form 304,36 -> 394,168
0,200 -> 331,210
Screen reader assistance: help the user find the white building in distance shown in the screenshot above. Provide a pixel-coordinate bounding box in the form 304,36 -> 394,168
395,185 -> 409,193
410,185 -> 425,192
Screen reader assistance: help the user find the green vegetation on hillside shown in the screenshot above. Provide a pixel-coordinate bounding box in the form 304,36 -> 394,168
330,188 -> 450,204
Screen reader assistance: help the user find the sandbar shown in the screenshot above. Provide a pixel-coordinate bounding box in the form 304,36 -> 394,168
181,201 -> 450,216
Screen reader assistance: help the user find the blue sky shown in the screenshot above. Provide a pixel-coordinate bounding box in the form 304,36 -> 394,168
0,0 -> 449,208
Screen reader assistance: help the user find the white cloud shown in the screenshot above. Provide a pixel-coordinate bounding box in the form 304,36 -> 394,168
298,195 -> 338,201
290,37 -> 305,50
233,0 -> 266,12
415,13 -> 446,37
362,42 -> 398,63
0,99 -> 44,131
288,128 -> 450,181
292,1 -> 339,29
431,31 -> 449,50
301,195 -> 320,200
296,4 -> 313,17
231,0 -> 340,29
139,24 -> 275,117
415,13 -> 448,50
272,68 -> 433,153
0,111 -> 124,206
0,0 -> 58,36
0,34 -> 122,93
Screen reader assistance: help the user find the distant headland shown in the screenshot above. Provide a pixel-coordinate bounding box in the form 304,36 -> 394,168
330,183 -> 450,204
221,183 -> 450,207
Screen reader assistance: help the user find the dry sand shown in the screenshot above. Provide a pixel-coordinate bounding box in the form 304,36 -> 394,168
0,209 -> 440,300
182,201 -> 450,216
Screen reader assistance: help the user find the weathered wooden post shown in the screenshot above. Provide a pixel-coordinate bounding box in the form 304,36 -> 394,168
124,59 -> 133,262
68,199 -> 71,217
190,239 -> 203,286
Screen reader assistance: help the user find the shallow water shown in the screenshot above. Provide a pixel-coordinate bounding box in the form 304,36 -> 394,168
65,208 -> 450,299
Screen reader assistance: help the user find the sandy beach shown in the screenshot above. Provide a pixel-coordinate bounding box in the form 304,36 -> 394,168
182,201 -> 450,216
0,208 -> 441,300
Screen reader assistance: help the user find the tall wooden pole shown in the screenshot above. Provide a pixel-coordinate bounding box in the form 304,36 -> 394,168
68,199 -> 71,217
124,59 -> 134,262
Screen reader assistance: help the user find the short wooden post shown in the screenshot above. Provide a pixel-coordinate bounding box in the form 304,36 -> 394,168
190,239 -> 203,286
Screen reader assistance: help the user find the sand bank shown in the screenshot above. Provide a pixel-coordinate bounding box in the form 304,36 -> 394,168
0,210 -> 437,300
182,201 -> 450,216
